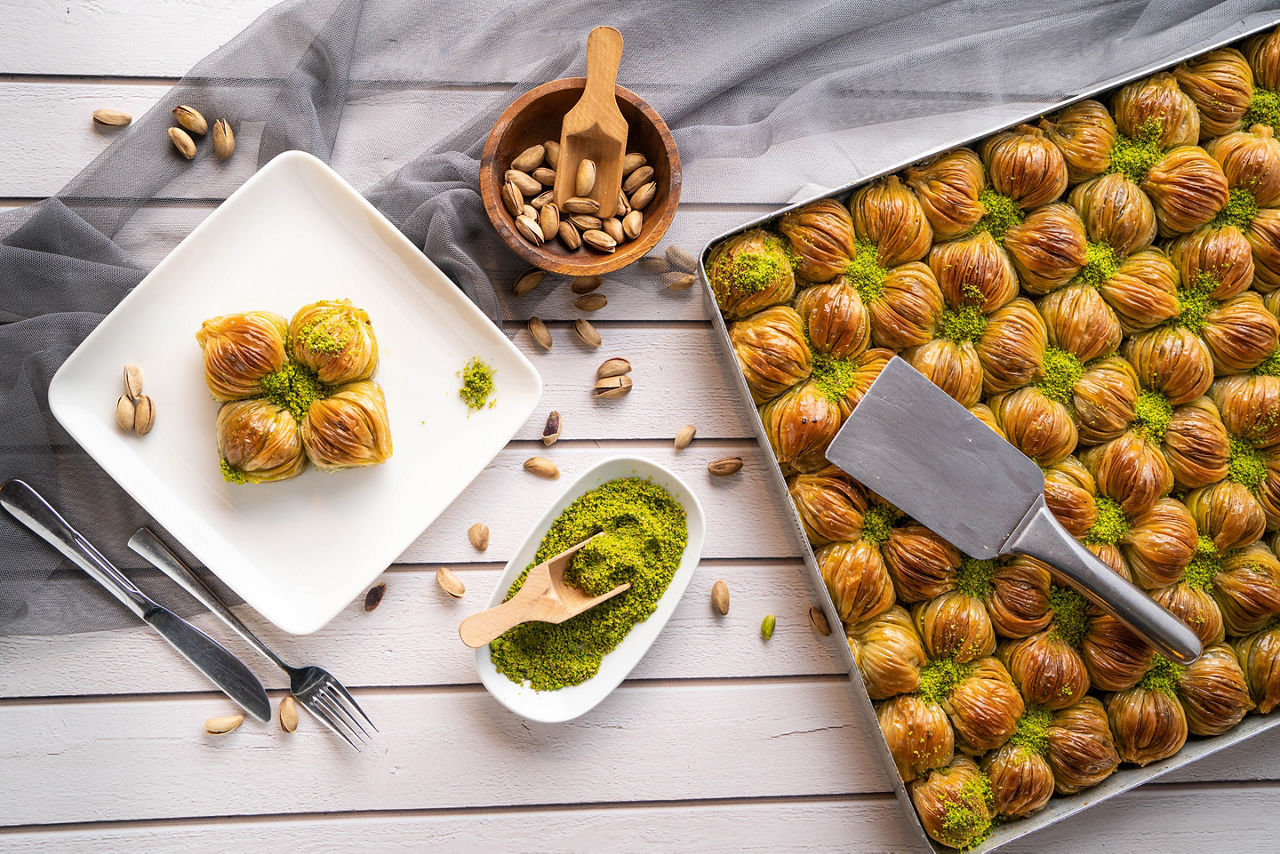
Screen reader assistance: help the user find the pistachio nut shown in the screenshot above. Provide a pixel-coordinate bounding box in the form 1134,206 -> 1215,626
711,579 -> 730,615
468,522 -> 490,551
211,119 -> 234,160
532,166 -> 556,186
133,395 -> 155,435
279,696 -> 300,733
515,214 -> 544,246
506,169 -> 541,197
602,217 -> 625,245
622,210 -> 643,239
570,275 -> 603,294
621,152 -> 647,176
563,196 -> 600,215
543,140 -> 561,168
523,456 -> 561,479
530,190 -> 554,209
666,246 -> 697,273
542,410 -> 562,446
573,317 -> 602,348
761,614 -> 776,640
569,213 -> 602,231
596,357 -> 632,379
708,457 -> 743,476
512,268 -> 545,297
809,606 -> 832,637
173,105 -> 208,135
511,144 -> 546,173
364,582 -> 386,611
623,165 -> 654,195
662,271 -> 696,291
501,181 -> 524,217
168,127 -> 197,160
528,316 -> 552,350
538,204 -> 560,244
592,375 -> 633,399
576,158 -> 597,197
575,293 -> 608,311
559,220 -> 582,250
204,714 -> 244,734
92,108 -> 132,127
123,364 -> 144,400
582,230 -> 616,253
674,424 -> 696,452
638,256 -> 671,274
436,567 -> 466,598
629,181 -> 657,211
115,395 -> 136,432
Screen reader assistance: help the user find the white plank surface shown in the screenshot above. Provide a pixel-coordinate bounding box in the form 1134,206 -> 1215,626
1,2 -> 1278,852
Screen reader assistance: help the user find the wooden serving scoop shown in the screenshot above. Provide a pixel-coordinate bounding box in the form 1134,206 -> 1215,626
553,26 -> 628,218
458,532 -> 631,649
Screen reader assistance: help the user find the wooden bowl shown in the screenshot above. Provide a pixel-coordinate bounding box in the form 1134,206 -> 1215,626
480,78 -> 682,276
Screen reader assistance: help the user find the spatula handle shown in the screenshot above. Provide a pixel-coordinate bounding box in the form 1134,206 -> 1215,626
583,26 -> 623,104
1004,495 -> 1202,664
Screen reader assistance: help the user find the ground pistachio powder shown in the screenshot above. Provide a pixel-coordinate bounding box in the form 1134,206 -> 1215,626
972,189 -> 1024,242
458,356 -> 496,412
489,477 -> 688,691
259,358 -> 327,421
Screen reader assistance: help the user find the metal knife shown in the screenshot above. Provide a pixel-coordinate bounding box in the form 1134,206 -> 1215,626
825,357 -> 1202,665
0,479 -> 272,720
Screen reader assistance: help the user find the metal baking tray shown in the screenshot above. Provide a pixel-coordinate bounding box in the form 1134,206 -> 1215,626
697,16 -> 1280,852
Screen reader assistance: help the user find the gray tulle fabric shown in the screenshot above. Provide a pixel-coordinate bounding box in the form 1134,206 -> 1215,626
3,0 -> 1278,634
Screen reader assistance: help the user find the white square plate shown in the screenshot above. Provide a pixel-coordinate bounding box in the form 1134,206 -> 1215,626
49,150 -> 541,634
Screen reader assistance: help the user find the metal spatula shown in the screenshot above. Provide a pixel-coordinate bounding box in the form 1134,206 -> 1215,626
825,357 -> 1202,664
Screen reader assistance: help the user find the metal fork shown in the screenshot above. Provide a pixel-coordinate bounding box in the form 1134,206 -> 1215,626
129,528 -> 377,750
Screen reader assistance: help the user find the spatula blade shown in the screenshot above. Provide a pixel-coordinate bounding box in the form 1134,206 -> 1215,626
824,357 -> 1044,558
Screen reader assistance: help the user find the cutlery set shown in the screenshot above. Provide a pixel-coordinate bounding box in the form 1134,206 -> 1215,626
0,478 -> 376,750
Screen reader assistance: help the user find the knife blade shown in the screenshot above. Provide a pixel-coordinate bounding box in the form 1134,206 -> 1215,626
0,479 -> 271,721
825,357 -> 1201,664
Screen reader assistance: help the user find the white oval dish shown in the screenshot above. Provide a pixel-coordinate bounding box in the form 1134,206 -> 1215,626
474,455 -> 705,723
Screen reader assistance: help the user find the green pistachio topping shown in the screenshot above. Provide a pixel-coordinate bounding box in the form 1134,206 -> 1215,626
917,657 -> 972,705
860,504 -> 893,545
1108,117 -> 1165,184
845,239 -> 887,303
940,305 -> 988,343
1245,87 -> 1280,134
1049,584 -> 1090,647
219,458 -> 249,484
1133,390 -> 1173,444
458,356 -> 496,412
1183,535 -> 1220,592
1139,654 -> 1186,698
1073,241 -> 1121,288
1037,347 -> 1084,406
259,359 -> 327,421
1085,496 -> 1129,546
810,352 -> 859,404
297,310 -> 355,355
1173,283 -> 1219,335
972,189 -> 1024,242
1008,706 -> 1053,756
1228,436 -> 1268,490
1255,347 -> 1280,378
956,557 -> 997,599
941,772 -> 995,848
722,237 -> 790,295
490,477 -> 687,691
1213,187 -> 1260,231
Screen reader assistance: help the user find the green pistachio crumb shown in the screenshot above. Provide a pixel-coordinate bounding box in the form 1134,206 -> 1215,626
1085,496 -> 1129,546
1228,436 -> 1268,490
1212,187 -> 1260,230
1037,347 -> 1084,406
219,458 -> 248,484
1107,118 -> 1165,184
458,356 -> 496,412
810,352 -> 859,404
940,773 -> 995,849
844,239 -> 887,303
940,305 -> 988,343
1008,706 -> 1053,756
971,189 -> 1024,242
860,505 -> 894,545
1245,87 -> 1280,134
1072,241 -> 1121,288
1183,535 -> 1220,592
1139,653 -> 1186,698
917,657 -> 972,706
1049,585 -> 1090,647
1254,347 -> 1280,378
1133,389 -> 1174,445
258,359 -> 327,421
955,557 -> 997,599
761,614 -> 776,640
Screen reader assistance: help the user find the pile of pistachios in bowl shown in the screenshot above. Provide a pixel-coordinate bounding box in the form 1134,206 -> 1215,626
501,142 -> 656,254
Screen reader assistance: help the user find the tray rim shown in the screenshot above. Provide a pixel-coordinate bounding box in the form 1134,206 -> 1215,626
696,15 -> 1280,853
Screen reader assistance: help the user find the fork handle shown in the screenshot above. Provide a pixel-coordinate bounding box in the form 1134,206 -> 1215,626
129,527 -> 291,673
583,26 -> 623,105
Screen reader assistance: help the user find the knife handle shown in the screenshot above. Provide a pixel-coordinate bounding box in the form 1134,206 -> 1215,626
0,479 -> 149,619
1004,495 -> 1202,664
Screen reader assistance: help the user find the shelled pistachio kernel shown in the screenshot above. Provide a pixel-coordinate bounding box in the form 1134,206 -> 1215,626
436,567 -> 465,598
468,523 -> 490,551
542,410 -> 562,446
279,696 -> 299,733
363,582 -> 386,611
761,614 -> 776,640
528,316 -> 552,350
168,126 -> 197,159
711,579 -> 730,615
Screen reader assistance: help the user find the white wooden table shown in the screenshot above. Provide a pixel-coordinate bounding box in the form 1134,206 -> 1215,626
2,2 -> 1279,850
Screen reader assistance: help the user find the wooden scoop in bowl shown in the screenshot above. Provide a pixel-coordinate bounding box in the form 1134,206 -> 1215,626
458,533 -> 630,648
553,26 -> 628,219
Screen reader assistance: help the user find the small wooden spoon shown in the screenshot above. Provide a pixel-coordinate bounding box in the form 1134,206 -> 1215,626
552,26 -> 628,218
459,532 -> 631,648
